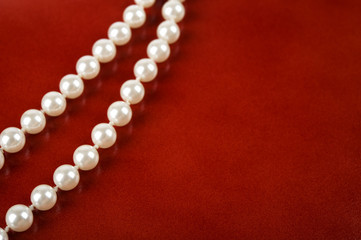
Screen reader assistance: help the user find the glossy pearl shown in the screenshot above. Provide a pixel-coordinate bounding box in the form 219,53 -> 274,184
107,101 -> 132,126
120,80 -> 145,104
91,123 -> 117,149
20,109 -> 46,134
53,164 -> 80,191
0,228 -> 8,240
92,39 -> 116,63
134,58 -> 158,82
108,22 -> 132,46
76,55 -> 100,80
41,91 -> 67,117
59,74 -> 84,99
30,184 -> 57,211
123,5 -> 146,29
0,127 -> 26,153
157,20 -> 180,44
147,39 -> 170,63
0,151 -> 4,170
5,204 -> 33,232
162,1 -> 185,23
135,0 -> 155,8
73,145 -> 99,171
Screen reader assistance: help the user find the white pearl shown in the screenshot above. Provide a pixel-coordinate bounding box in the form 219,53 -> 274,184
107,101 -> 132,126
53,164 -> 80,191
123,5 -> 146,29
0,127 -> 26,153
91,123 -> 117,149
134,58 -> 158,82
108,22 -> 132,46
0,228 -> 8,240
0,151 -> 4,170
59,74 -> 84,99
162,1 -> 185,23
73,145 -> 99,171
120,80 -> 145,104
30,184 -> 57,211
76,55 -> 100,80
20,109 -> 46,134
92,39 -> 116,63
157,20 -> 180,44
147,39 -> 170,63
41,91 -> 67,117
134,0 -> 155,8
5,204 -> 33,232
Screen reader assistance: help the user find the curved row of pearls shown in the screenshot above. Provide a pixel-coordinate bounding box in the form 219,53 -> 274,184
0,0 -> 185,238
0,0 -> 161,172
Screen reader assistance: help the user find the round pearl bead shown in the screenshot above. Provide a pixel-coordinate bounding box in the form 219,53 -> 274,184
30,184 -> 57,211
91,123 -> 117,149
0,151 -> 4,170
59,74 -> 84,99
123,5 -> 146,29
135,0 -> 155,8
53,164 -> 80,191
0,228 -> 8,240
147,39 -> 170,63
76,55 -> 100,80
107,101 -> 132,126
20,109 -> 46,134
0,127 -> 26,153
5,204 -> 33,232
157,20 -> 180,44
92,39 -> 116,63
134,58 -> 158,82
108,22 -> 132,46
120,80 -> 145,104
73,145 -> 99,171
41,91 -> 67,117
162,1 -> 185,23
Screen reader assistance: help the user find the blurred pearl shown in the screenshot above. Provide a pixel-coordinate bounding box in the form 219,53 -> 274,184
157,20 -> 180,44
147,39 -> 170,63
91,123 -> 117,149
76,55 -> 100,80
30,184 -> 57,211
120,80 -> 145,104
135,0 -> 155,8
20,109 -> 46,134
108,22 -> 132,46
92,39 -> 116,63
5,204 -> 33,232
0,228 -> 8,240
123,5 -> 146,29
59,74 -> 84,99
0,127 -> 25,153
162,1 -> 185,23
107,101 -> 132,126
53,164 -> 80,191
73,145 -> 99,171
0,151 -> 4,170
134,58 -> 158,82
41,91 -> 66,117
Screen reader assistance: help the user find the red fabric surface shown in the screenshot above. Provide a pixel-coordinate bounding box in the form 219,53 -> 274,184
1,0 -> 361,239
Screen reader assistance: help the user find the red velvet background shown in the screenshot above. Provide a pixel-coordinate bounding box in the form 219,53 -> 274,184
1,0 -> 361,239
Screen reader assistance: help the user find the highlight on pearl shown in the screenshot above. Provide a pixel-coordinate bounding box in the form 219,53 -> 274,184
59,74 -> 84,99
123,5 -> 146,29
20,109 -> 46,134
53,164 -> 80,191
107,101 -> 133,126
91,123 -> 117,149
120,80 -> 145,104
92,39 -> 117,63
73,145 -> 99,171
147,39 -> 171,63
162,0 -> 185,23
5,204 -> 33,232
157,20 -> 180,44
0,227 -> 8,240
108,22 -> 132,46
76,55 -> 100,80
41,91 -> 67,117
134,58 -> 158,82
30,184 -> 57,211
0,127 -> 26,153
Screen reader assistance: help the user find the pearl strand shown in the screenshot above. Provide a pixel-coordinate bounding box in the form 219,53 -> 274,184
0,0 -> 185,238
0,0 -> 154,172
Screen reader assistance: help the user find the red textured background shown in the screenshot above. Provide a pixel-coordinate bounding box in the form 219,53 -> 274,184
1,0 -> 361,239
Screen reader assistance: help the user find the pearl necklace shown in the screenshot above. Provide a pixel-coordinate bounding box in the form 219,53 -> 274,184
0,0 -> 185,239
